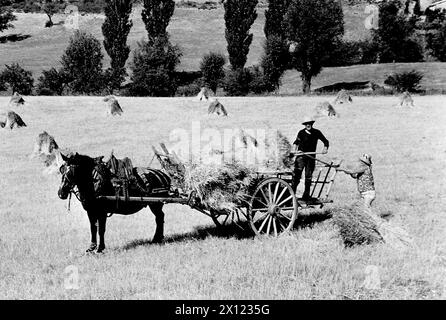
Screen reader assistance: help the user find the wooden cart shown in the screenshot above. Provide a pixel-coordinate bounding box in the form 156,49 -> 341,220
148,144 -> 342,237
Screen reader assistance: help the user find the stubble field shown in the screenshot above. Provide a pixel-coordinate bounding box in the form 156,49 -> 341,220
0,95 -> 445,299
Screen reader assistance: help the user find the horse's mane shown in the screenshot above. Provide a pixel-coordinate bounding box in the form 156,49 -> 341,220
70,153 -> 102,168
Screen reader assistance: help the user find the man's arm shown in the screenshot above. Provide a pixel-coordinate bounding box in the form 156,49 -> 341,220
293,131 -> 301,153
337,166 -> 366,176
317,130 -> 329,153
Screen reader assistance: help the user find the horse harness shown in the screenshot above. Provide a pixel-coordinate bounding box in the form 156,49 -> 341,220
62,157 -> 171,216
93,157 -> 171,213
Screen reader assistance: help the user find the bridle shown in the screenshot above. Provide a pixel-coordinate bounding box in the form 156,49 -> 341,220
60,164 -> 81,212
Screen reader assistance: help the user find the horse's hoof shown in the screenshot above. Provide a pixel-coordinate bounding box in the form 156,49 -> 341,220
86,243 -> 97,253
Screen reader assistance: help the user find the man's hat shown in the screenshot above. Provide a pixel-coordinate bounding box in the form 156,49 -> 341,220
359,153 -> 372,165
302,116 -> 315,125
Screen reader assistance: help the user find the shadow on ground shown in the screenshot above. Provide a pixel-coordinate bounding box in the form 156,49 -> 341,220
120,209 -> 333,251
0,34 -> 31,43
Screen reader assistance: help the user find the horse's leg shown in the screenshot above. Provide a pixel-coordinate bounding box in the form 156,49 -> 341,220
86,211 -> 98,253
97,213 -> 107,253
149,203 -> 164,243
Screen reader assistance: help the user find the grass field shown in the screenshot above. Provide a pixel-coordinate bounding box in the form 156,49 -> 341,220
1,95 -> 445,299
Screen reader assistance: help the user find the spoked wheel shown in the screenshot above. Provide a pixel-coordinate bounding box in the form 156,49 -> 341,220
210,208 -> 248,230
248,178 -> 298,236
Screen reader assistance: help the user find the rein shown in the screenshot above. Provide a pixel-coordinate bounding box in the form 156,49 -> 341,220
66,187 -> 81,213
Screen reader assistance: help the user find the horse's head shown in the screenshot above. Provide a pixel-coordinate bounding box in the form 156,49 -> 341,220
58,152 -> 80,200
58,152 -> 100,200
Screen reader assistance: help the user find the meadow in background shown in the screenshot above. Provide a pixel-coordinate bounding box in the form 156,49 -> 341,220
2,2 -> 446,95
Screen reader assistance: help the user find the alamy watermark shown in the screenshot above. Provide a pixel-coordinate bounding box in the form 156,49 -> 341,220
168,122 -> 283,167
64,265 -> 79,290
363,265 -> 381,290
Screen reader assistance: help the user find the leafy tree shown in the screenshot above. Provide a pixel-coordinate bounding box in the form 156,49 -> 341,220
264,0 -> 290,39
60,31 -> 105,94
41,0 -> 64,27
199,52 -> 226,94
222,67 -> 252,96
261,0 -> 291,91
0,0 -> 16,32
224,0 -> 258,70
0,63 -> 34,95
102,0 -> 133,91
141,0 -> 175,42
260,35 -> 290,91
384,70 -> 423,92
36,67 -> 69,95
424,8 -> 446,62
372,0 -> 423,63
129,36 -> 182,96
285,0 -> 344,93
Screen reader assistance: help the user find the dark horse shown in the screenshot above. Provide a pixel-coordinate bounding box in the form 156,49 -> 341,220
57,152 -> 170,253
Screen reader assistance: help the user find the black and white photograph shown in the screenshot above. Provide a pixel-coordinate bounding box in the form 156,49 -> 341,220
0,0 -> 445,305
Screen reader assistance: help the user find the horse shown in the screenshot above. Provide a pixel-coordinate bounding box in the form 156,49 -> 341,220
57,152 -> 170,253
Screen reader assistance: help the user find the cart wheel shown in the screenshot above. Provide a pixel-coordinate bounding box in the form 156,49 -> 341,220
248,177 -> 298,236
210,208 -> 248,230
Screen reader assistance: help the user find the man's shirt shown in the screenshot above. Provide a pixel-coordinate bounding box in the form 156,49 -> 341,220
293,128 -> 329,152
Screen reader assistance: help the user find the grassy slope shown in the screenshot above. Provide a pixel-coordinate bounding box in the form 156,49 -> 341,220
0,95 -> 445,299
0,4 -> 389,90
280,62 -> 446,94
1,4 -> 444,93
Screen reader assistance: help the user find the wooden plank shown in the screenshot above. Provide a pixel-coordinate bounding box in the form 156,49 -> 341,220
317,163 -> 333,198
311,167 -> 323,197
160,143 -> 170,155
98,195 -> 189,204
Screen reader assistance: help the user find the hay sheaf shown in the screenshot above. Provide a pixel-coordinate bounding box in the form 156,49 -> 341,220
182,162 -> 256,213
333,203 -> 414,250
332,204 -> 384,247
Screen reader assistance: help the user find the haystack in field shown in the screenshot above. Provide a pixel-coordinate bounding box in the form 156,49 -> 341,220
333,203 -> 414,250
196,87 -> 211,101
9,92 -> 25,107
103,95 -> 123,116
29,131 -> 65,174
1,111 -> 26,129
334,89 -> 353,104
208,99 -> 228,116
314,101 -> 339,118
32,131 -> 59,157
398,91 -> 414,107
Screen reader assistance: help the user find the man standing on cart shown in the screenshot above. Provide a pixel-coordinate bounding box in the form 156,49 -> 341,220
292,116 -> 330,201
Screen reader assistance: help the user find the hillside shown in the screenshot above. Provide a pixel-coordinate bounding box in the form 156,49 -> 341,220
0,4 -> 369,75
1,3 -> 445,94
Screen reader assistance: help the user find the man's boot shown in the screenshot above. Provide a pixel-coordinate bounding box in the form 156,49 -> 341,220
301,180 -> 312,201
291,171 -> 301,195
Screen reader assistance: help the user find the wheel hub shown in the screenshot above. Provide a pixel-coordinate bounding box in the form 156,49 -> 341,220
268,204 -> 281,217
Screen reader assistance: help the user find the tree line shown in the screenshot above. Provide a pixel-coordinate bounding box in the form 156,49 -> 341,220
0,0 -> 446,96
